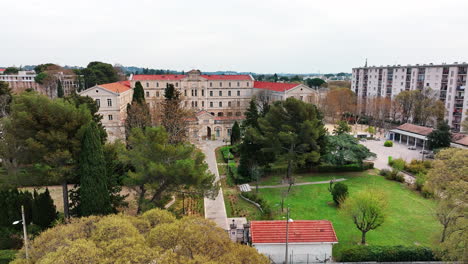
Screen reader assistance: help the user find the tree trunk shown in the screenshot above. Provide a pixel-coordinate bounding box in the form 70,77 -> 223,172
361,231 -> 367,245
62,181 -> 69,219
137,185 -> 146,214
440,224 -> 448,242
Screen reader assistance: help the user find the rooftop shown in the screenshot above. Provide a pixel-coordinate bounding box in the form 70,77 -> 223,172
250,220 -> 338,244
99,81 -> 131,94
253,81 -> 299,92
395,123 -> 433,136
131,74 -> 252,81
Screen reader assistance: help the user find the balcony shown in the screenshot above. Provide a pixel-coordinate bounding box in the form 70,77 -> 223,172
455,96 -> 464,101
456,86 -> 466,91
454,104 -> 464,108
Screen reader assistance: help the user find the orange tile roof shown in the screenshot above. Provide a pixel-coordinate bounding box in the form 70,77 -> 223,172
99,81 -> 131,94
452,133 -> 468,146
253,81 -> 299,92
395,123 -> 433,136
250,220 -> 338,244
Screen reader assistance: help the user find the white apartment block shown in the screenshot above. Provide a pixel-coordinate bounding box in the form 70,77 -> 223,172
352,62 -> 468,132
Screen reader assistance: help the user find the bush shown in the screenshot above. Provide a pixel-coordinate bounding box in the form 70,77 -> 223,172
0,250 -> 17,264
331,182 -> 348,205
379,168 -> 391,177
405,159 -> 432,175
388,156 -> 393,166
391,158 -> 406,171
220,146 -> 233,162
241,192 -> 272,219
0,228 -> 22,250
384,169 -> 405,182
414,172 -> 426,191
339,245 -> 438,262
317,163 -> 367,173
362,162 -> 374,170
384,140 -> 393,147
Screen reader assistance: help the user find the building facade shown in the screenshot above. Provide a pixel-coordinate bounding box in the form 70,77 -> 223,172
79,81 -> 133,142
352,62 -> 468,132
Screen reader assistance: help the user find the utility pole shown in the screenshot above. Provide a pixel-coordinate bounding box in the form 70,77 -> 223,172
285,208 -> 290,264
21,205 -> 29,260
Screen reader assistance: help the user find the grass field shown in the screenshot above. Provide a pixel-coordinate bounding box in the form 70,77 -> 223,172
0,250 -> 16,264
256,172 -> 441,258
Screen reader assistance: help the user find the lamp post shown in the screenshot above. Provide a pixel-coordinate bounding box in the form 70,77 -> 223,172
284,208 -> 293,264
13,205 -> 29,260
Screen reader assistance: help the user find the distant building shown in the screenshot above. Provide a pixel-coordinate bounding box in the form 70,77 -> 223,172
250,220 -> 338,263
79,81 -> 133,142
0,69 -> 5,74
352,62 -> 468,132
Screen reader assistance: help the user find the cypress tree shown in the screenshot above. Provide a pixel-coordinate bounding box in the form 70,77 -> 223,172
231,121 -> 241,145
32,188 -> 57,228
243,99 -> 259,129
132,81 -> 145,103
78,121 -> 112,216
57,79 -> 64,98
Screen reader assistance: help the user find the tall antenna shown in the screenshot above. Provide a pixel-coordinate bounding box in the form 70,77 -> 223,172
364,58 -> 368,67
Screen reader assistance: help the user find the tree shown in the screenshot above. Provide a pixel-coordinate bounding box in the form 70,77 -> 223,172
243,98 -> 259,129
103,143 -> 129,212
0,81 -> 12,118
160,84 -> 189,144
120,127 -> 218,213
56,79 -> 64,98
323,134 -> 375,166
323,88 -> 356,122
132,81 -> 145,104
333,120 -> 351,135
2,92 -> 92,218
12,209 -> 270,264
230,121 -> 241,145
79,61 -> 119,89
425,148 -> 467,262
3,67 -> 19,75
427,121 -> 452,150
331,182 -> 348,206
32,188 -> 57,229
342,190 -> 387,244
259,98 -> 326,181
306,78 -> 326,88
77,122 -> 112,216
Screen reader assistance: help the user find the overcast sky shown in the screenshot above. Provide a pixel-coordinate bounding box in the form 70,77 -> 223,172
2,0 -> 467,73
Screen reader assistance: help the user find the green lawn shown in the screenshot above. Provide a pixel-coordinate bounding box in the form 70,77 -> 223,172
0,250 -> 16,264
257,173 -> 441,258
255,171 -> 365,186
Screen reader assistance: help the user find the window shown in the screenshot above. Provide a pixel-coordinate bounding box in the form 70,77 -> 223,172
210,91 -> 213,96
156,91 -> 160,97
146,82 -> 149,88
156,82 -> 159,87
227,128 -> 232,136
229,82 -> 231,87
300,96 -> 303,101
210,102 -> 213,107
176,83 -> 178,87
184,90 -> 187,96
218,112 -> 223,117
195,90 -> 198,96
191,101 -> 194,107
202,90 -> 205,96
227,112 -> 232,116
219,91 -> 222,96
235,112 -> 241,116
202,101 -> 204,107
146,91 -> 150,97
215,128 -> 221,137
237,101 -> 240,107
237,90 -> 240,96
237,82 -> 240,87
219,102 -> 222,107
228,101 -> 232,107
247,82 -> 249,87
195,101 -> 198,107
191,90 -> 194,96
108,115 -> 113,121
107,99 -> 112,107
228,91 -> 231,96
219,82 -> 222,87
210,82 -> 212,87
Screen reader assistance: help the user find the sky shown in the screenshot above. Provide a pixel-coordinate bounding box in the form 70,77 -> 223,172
2,0 -> 468,73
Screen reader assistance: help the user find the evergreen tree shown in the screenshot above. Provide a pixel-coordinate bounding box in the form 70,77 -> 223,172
132,81 -> 145,103
161,84 -> 188,144
243,99 -> 259,129
57,79 -> 64,98
78,121 -> 112,216
427,121 -> 452,150
32,188 -> 57,228
230,121 -> 241,145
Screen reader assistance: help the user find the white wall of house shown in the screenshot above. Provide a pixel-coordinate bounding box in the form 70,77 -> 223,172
253,242 -> 334,264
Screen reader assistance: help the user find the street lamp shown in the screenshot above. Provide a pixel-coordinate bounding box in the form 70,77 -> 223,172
13,205 -> 29,260
284,208 -> 293,264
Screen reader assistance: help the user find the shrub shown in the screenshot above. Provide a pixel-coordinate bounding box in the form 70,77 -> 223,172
391,158 -> 406,171
362,162 -> 374,170
405,159 -> 432,175
339,245 -> 438,262
384,140 -> 393,147
384,169 -> 405,182
388,156 -> 393,166
220,146 -> 232,162
331,182 -> 348,205
379,168 -> 391,177
414,172 -> 426,191
241,192 -> 272,219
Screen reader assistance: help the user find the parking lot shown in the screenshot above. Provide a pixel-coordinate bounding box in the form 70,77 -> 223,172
360,139 -> 426,170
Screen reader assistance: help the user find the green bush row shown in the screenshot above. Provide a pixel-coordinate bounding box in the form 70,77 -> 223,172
379,168 -> 405,182
339,245 -> 438,262
241,192 -> 272,219
317,162 -> 374,173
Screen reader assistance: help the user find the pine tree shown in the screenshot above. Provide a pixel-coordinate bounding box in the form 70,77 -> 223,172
161,84 -> 188,144
132,81 -> 145,103
427,121 -> 452,150
78,121 -> 112,216
57,79 -> 64,98
230,121 -> 241,145
32,188 -> 57,228
243,99 -> 259,129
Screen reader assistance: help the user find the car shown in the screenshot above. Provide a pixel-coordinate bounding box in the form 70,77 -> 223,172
408,146 -> 416,150
420,150 -> 430,154
425,153 -> 435,159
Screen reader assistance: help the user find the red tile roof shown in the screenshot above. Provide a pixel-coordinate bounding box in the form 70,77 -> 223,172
250,220 -> 338,244
132,74 -> 252,81
253,81 -> 299,92
452,133 -> 468,146
395,123 -> 433,136
99,81 -> 131,94
0,69 -> 5,72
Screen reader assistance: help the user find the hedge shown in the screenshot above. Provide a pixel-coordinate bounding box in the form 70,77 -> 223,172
317,162 -> 374,173
339,245 -> 438,262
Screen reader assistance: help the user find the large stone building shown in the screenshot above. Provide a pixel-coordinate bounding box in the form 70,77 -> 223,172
79,81 -> 133,141
351,62 -> 468,132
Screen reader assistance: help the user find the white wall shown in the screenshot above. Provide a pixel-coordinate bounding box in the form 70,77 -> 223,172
253,243 -> 334,264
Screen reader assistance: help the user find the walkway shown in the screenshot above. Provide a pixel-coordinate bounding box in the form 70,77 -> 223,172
256,178 -> 347,189
199,140 -> 229,230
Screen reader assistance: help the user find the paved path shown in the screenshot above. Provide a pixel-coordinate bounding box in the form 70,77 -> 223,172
199,140 -> 229,230
257,178 -> 347,189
